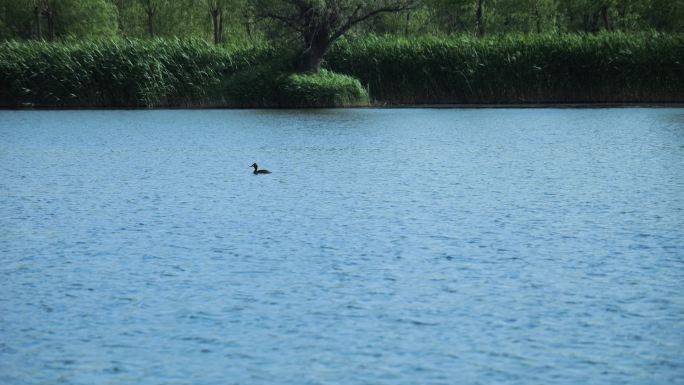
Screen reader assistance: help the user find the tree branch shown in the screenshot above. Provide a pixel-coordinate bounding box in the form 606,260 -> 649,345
331,2 -> 417,41
260,11 -> 305,32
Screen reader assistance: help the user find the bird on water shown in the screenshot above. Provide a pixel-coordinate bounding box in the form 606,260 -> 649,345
250,163 -> 271,175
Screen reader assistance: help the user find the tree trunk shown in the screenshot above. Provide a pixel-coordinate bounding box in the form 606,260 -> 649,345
298,37 -> 329,73
476,0 -> 485,37
45,9 -> 55,41
211,9 -> 220,44
117,0 -> 126,36
146,1 -> 154,37
584,13 -> 598,32
297,25 -> 331,73
600,4 -> 611,31
34,5 -> 41,39
404,11 -> 411,37
298,46 -> 325,73
534,5 -> 541,33
211,9 -> 223,44
218,12 -> 223,44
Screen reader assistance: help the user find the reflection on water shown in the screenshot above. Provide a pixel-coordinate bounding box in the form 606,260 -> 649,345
1,108 -> 683,385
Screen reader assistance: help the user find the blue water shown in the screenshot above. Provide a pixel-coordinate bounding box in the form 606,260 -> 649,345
1,108 -> 683,385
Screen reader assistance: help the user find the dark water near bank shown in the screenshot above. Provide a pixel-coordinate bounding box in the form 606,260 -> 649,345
1,109 -> 683,385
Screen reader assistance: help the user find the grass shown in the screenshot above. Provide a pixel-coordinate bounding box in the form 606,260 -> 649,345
0,38 -> 278,107
327,32 -> 684,104
1,33 -> 682,107
278,70 -> 369,107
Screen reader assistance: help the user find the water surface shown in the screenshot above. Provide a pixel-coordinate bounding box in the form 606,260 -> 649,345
1,108 -> 683,385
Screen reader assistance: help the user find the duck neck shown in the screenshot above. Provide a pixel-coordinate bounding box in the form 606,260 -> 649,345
252,165 -> 258,174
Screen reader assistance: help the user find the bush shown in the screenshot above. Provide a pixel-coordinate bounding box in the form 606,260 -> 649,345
277,69 -> 369,107
210,50 -> 297,108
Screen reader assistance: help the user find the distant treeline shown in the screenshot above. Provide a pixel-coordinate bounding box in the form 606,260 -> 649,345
1,33 -> 682,107
1,0 -> 683,43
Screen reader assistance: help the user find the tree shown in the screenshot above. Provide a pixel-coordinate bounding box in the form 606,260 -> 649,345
207,0 -> 228,44
55,0 -> 118,38
253,0 -> 417,73
9,0 -> 117,40
475,0 -> 484,36
421,0 -> 469,34
129,0 -> 209,39
598,0 -> 617,31
137,0 -> 156,37
0,0 -> 34,39
484,0 -> 558,34
356,2 -> 436,36
31,0 -> 56,40
638,0 -> 684,31
559,0 -> 618,32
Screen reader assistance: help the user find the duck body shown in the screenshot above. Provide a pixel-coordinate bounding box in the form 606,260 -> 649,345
251,163 -> 271,175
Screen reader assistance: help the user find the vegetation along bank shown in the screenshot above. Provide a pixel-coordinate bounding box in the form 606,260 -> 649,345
0,33 -> 682,108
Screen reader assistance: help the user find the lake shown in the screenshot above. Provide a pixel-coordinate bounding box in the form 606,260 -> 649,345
1,108 -> 683,385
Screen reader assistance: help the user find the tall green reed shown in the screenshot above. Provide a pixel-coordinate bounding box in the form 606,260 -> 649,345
1,33 -> 681,107
327,33 -> 684,104
0,38 -> 279,107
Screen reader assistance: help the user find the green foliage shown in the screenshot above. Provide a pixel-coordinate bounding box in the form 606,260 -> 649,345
2,0 -> 684,42
197,55 -> 370,107
55,0 -> 119,38
278,69 -> 369,107
0,0 -> 119,40
355,5 -> 437,36
0,38 -> 278,107
213,48 -> 296,107
1,33 -> 682,107
326,33 -> 684,104
0,1 -> 34,39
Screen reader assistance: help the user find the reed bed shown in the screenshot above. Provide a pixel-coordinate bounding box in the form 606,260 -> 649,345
327,33 -> 684,104
0,38 -> 279,107
1,33 -> 682,107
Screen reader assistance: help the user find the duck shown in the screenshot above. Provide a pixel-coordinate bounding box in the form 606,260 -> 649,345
250,163 -> 271,175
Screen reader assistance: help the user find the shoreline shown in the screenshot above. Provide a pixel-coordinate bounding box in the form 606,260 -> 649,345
2,102 -> 684,110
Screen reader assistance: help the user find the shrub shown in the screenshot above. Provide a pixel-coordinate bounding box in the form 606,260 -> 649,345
277,69 -> 369,107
